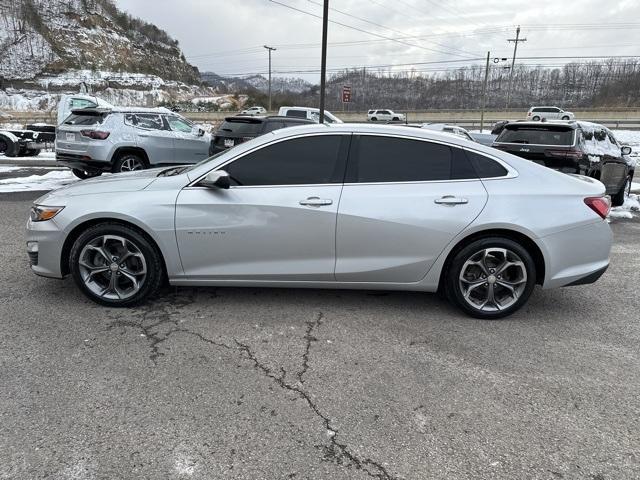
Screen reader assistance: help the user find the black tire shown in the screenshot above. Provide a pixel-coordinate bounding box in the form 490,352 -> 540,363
532,115 -> 541,121
611,175 -> 631,207
113,153 -> 147,173
69,223 -> 164,307
371,117 -> 378,122
0,135 -> 17,157
445,237 -> 537,319
561,116 -> 570,120
72,169 -> 102,180
25,148 -> 41,156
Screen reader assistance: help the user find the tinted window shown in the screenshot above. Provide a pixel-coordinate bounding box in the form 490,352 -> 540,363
285,110 -> 307,119
465,150 -> 508,178
225,135 -> 345,186
63,113 -> 107,125
348,136 -> 455,183
496,127 -> 574,146
167,116 -> 193,133
135,114 -> 164,130
70,98 -> 97,109
263,121 -> 285,133
218,120 -> 262,135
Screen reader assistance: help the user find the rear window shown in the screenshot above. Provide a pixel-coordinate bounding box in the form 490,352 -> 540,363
218,120 -> 263,135
63,113 -> 107,126
285,110 -> 308,119
496,127 -> 574,146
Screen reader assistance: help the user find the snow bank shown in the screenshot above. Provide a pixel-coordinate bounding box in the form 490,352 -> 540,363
608,193 -> 640,220
0,170 -> 77,192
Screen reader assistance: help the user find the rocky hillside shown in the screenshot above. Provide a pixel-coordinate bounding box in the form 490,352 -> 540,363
0,0 -> 199,84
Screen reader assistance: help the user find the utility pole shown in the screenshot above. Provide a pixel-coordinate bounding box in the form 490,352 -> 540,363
505,26 -> 526,112
264,45 -> 276,112
480,51 -> 490,132
319,0 -> 329,124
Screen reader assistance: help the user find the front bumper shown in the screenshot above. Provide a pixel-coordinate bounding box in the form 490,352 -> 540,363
26,217 -> 66,278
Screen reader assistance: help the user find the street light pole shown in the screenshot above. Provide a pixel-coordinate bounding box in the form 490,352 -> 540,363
319,0 -> 329,124
480,51 -> 490,132
264,45 -> 276,112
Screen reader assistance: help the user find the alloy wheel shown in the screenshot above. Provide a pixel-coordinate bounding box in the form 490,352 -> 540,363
78,235 -> 147,300
119,157 -> 144,172
458,248 -> 527,312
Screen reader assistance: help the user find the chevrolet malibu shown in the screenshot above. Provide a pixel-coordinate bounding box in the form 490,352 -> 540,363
27,124 -> 613,319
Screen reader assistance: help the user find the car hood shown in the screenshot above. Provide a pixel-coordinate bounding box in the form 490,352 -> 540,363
35,168 -> 164,204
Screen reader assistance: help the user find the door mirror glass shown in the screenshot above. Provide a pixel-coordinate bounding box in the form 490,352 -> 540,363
200,170 -> 230,189
621,145 -> 632,155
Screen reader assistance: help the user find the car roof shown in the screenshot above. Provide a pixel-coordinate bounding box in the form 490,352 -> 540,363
502,120 -> 579,130
71,106 -> 173,115
224,115 -> 314,123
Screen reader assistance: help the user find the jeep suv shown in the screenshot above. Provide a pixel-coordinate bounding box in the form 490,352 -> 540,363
56,107 -> 212,178
210,115 -> 314,154
493,121 -> 634,205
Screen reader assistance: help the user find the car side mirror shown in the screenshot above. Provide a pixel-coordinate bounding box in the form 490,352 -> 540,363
621,146 -> 632,155
200,170 -> 230,189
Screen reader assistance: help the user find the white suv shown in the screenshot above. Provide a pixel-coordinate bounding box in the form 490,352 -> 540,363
526,106 -> 574,121
241,106 -> 267,116
367,109 -> 406,122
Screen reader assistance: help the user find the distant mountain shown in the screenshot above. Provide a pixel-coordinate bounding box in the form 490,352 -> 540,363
0,0 -> 199,84
201,72 -> 312,95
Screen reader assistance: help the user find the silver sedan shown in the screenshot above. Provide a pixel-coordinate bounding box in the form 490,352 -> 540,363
27,124 -> 613,319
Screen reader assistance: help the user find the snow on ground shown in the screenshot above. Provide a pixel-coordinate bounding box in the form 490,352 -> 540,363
609,193 -> 640,220
0,170 -> 77,192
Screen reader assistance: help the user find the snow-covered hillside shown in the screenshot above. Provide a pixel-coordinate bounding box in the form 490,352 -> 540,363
242,75 -> 312,94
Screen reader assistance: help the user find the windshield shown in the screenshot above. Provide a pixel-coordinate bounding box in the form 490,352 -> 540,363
496,127 -> 574,146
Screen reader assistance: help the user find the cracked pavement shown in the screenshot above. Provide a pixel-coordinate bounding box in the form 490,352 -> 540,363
1,193 -> 640,479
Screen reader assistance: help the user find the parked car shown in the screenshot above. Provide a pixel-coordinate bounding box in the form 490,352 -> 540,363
492,121 -> 634,205
368,109 -> 406,122
421,123 -> 475,142
278,106 -> 342,124
240,106 -> 267,116
55,107 -> 211,179
210,115 -> 314,154
29,123 -> 612,319
526,106 -> 575,121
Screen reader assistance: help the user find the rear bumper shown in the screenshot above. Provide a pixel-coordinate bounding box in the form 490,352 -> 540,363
539,220 -> 612,289
56,153 -> 112,173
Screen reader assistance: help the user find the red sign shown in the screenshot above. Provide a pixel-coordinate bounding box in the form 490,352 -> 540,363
341,85 -> 352,103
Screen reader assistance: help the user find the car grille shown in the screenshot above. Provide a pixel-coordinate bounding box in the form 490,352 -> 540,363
600,162 -> 628,192
28,251 -> 38,266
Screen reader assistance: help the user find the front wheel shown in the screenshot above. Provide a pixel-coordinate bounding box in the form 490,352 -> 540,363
561,116 -> 570,120
69,223 -> 164,307
532,115 -> 541,121
370,117 -> 377,122
392,117 -> 399,121
611,175 -> 632,207
445,237 -> 537,319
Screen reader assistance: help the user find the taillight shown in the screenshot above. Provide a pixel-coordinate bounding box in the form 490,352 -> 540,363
584,196 -> 611,219
80,130 -> 110,140
545,148 -> 582,160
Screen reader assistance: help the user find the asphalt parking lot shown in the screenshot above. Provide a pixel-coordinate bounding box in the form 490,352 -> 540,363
1,191 -> 639,480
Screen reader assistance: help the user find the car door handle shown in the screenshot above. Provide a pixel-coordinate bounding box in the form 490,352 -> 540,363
434,195 -> 469,205
299,197 -> 333,207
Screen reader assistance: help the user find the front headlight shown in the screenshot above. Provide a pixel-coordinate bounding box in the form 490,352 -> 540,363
29,205 -> 64,222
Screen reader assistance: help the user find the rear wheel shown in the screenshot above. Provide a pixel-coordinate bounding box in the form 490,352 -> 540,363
371,117 -> 378,122
445,237 -> 537,319
72,169 -> 102,180
392,117 -> 399,121
113,153 -> 146,173
611,175 -> 632,207
0,136 -> 17,157
532,115 -> 541,121
70,223 -> 164,307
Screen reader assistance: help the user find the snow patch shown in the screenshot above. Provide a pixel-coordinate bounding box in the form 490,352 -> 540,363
0,170 -> 77,192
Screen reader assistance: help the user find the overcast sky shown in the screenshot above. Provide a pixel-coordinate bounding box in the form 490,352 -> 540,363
115,0 -> 640,82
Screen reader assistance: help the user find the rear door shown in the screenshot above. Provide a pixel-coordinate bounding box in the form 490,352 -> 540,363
127,113 -> 174,165
335,135 -> 488,283
166,115 -> 210,163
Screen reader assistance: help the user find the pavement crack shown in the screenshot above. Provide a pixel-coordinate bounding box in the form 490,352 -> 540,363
297,311 -> 323,384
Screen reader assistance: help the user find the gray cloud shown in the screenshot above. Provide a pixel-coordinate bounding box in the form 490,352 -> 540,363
115,0 -> 640,81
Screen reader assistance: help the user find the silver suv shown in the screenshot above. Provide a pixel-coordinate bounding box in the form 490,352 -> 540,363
56,107 -> 212,178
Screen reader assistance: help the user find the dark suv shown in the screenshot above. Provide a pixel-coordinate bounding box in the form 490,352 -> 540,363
210,116 -> 314,154
493,121 -> 634,205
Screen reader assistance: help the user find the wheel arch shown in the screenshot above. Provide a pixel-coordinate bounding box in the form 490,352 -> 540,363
60,217 -> 167,277
110,146 -> 150,166
437,228 -> 546,291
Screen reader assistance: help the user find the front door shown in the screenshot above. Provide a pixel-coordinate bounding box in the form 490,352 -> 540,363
175,134 -> 350,280
166,115 -> 210,163
335,135 -> 488,283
